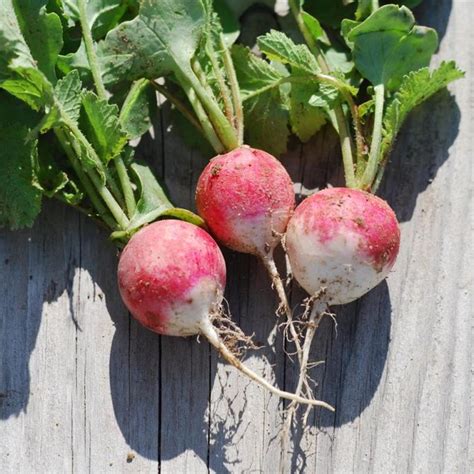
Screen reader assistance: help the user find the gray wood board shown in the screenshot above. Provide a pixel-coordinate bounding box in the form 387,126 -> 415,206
0,0 -> 472,472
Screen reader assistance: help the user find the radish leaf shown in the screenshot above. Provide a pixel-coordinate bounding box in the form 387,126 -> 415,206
257,30 -> 319,75
382,61 -> 464,155
346,5 -> 438,90
0,93 -> 42,229
232,45 -> 289,155
99,0 -> 207,85
81,92 -> 127,162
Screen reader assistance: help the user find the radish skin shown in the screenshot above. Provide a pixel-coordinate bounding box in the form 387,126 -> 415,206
286,187 -> 400,305
117,220 -> 334,409
195,145 -> 295,258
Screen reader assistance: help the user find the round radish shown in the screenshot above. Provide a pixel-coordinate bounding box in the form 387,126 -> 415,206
118,219 -> 226,337
286,187 -> 400,305
117,219 -> 333,409
195,145 -> 295,258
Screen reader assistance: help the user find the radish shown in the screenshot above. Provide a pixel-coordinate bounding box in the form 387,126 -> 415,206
195,145 -> 295,259
280,187 -> 400,456
117,219 -> 333,409
195,145 -> 296,306
195,146 -> 308,377
285,187 -> 400,305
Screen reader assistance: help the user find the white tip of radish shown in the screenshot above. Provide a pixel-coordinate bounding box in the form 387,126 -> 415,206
286,188 -> 400,305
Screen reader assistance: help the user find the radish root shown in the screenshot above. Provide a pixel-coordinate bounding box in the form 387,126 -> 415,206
201,317 -> 334,408
280,293 -> 333,472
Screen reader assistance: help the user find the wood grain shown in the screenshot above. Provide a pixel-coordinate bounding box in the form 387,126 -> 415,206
0,0 -> 472,472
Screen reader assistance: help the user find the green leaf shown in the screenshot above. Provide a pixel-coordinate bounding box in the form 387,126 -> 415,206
62,0 -> 128,39
99,0 -> 207,85
55,70 -> 83,124
347,5 -> 438,90
119,78 -> 155,140
382,61 -> 464,154
301,10 -> 327,44
232,44 -> 286,99
34,134 -> 70,198
232,45 -> 289,155
0,93 -> 42,229
57,41 -> 93,85
127,162 -> 173,231
81,91 -> 128,162
0,0 -> 53,110
257,30 -> 319,75
244,89 -> 289,156
37,70 -> 83,134
323,43 -> 355,75
289,78 -> 327,142
355,0 -> 372,21
303,0 -> 356,28
358,98 -> 375,118
13,0 -> 63,83
307,83 -> 340,108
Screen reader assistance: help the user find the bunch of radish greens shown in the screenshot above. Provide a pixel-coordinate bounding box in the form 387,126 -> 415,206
0,0 -> 463,452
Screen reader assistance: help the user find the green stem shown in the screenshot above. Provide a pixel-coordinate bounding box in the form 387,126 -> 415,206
289,0 -> 356,187
220,34 -> 244,146
78,0 -> 135,215
206,39 -> 235,129
115,156 -> 136,217
86,167 -> 130,230
188,60 -> 239,151
334,105 -> 356,187
54,128 -> 117,230
360,83 -> 385,190
372,0 -> 380,12
62,117 -> 130,229
104,168 -> 125,208
176,73 -> 226,153
77,0 -> 107,100
150,81 -> 204,134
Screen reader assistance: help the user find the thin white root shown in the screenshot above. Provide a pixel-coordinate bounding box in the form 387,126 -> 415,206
280,235 -> 293,287
279,298 -> 331,472
201,320 -> 335,409
261,254 -> 304,363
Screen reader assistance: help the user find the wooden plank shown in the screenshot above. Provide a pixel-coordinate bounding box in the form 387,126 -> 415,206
0,0 -> 472,472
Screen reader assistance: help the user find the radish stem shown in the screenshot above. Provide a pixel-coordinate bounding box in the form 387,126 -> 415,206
360,83 -> 385,190
188,61 -> 239,151
206,39 -> 235,128
220,34 -> 244,145
150,81 -> 204,135
54,128 -> 117,229
77,0 -> 107,100
288,0 -> 357,188
176,71 -> 226,153
115,156 -> 136,217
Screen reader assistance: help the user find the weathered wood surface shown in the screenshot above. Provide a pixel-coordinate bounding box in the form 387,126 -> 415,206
0,1 -> 472,472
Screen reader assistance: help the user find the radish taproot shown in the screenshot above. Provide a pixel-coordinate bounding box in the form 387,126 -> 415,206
117,219 -> 334,409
